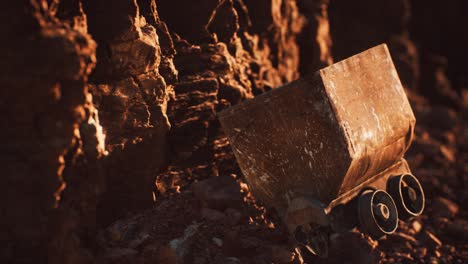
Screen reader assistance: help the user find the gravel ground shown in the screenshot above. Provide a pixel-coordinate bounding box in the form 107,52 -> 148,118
95,90 -> 467,264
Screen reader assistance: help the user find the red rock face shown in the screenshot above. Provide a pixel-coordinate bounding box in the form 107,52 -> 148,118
1,1 -> 466,264
0,1 -> 101,263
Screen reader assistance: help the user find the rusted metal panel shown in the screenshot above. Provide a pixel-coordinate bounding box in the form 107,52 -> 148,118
218,44 -> 415,217
327,158 -> 411,211
321,44 -> 415,196
218,76 -> 351,213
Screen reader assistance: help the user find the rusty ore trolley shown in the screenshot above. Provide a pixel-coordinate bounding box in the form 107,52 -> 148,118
218,44 -> 425,256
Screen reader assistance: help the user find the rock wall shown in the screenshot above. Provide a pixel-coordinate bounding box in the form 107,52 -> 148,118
1,0 -> 306,263
0,1 -> 103,263
82,0 -> 175,226
329,0 -> 467,108
329,0 -> 419,91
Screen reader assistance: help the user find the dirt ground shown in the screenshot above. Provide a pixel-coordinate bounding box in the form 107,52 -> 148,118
94,90 -> 468,264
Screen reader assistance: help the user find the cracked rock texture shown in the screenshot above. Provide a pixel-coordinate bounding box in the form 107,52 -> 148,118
0,1 -> 103,263
83,0 -> 175,226
1,0 -> 466,264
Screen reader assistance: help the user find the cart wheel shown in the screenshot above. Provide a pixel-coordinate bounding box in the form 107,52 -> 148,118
387,174 -> 425,220
358,189 -> 398,239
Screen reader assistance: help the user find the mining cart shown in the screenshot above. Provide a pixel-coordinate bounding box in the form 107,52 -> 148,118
218,44 -> 425,256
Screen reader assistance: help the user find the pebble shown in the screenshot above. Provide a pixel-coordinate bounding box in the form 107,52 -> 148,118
434,217 -> 450,229
411,220 -> 423,234
318,231 -> 382,264
193,175 -> 243,210
201,207 -> 226,222
413,247 -> 427,259
156,245 -> 178,264
169,223 -> 201,261
445,219 -> 468,240
462,187 -> 468,207
270,245 -> 295,264
128,233 -> 150,248
212,237 -> 223,247
222,230 -> 243,257
429,106 -> 458,131
379,232 -> 417,250
439,145 -> 456,162
224,208 -> 242,225
240,237 -> 262,249
393,252 -> 414,262
392,232 -> 418,244
419,230 -> 442,249
107,221 -> 138,242
223,257 -> 241,264
239,182 -> 249,193
432,197 -> 459,218
99,248 -> 138,263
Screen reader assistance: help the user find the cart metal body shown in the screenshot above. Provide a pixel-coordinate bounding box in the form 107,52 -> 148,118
218,45 -> 423,248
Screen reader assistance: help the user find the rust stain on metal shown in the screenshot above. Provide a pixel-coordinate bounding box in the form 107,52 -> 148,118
321,45 -> 415,196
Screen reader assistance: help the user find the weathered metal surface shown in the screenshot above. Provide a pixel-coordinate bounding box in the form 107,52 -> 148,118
219,74 -> 350,213
285,196 -> 330,231
327,158 -> 411,211
218,44 -> 415,218
322,44 -> 415,197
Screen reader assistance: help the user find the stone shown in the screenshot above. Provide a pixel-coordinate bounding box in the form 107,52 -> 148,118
439,145 -> 456,163
223,257 -> 241,264
411,220 -> 423,234
392,252 -> 414,262
428,107 -> 458,131
418,230 -> 442,250
201,207 -> 226,222
413,247 -> 427,259
206,0 -> 240,44
193,175 -> 243,210
240,237 -> 262,249
82,0 -> 175,227
239,182 -> 249,193
432,197 -> 459,218
224,208 -> 243,226
99,248 -> 138,264
445,219 -> 468,240
0,2 -> 105,263
379,232 -> 418,250
222,230 -> 243,257
270,245 -> 295,264
128,233 -> 150,249
169,223 -> 201,262
212,237 -> 223,247
317,231 -> 382,264
156,245 -> 179,264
